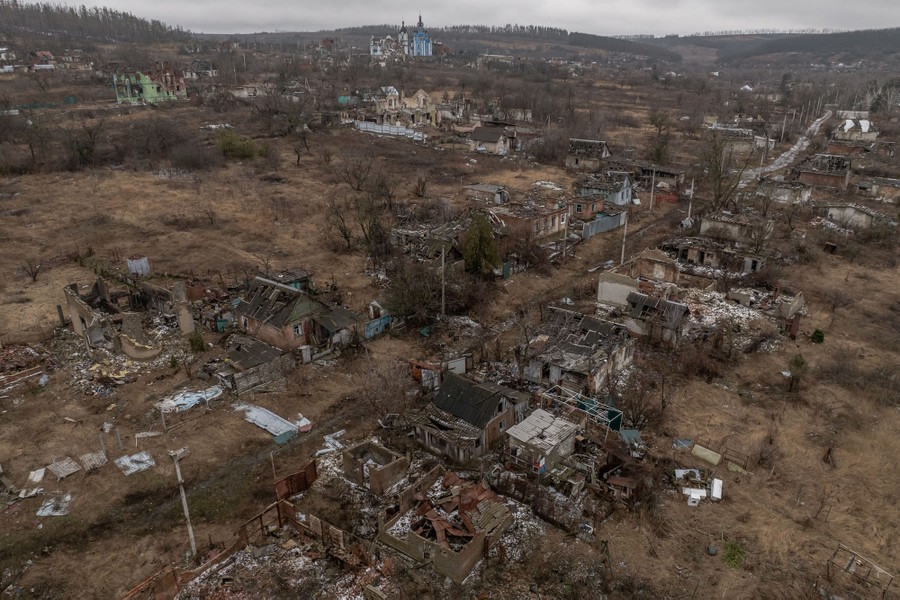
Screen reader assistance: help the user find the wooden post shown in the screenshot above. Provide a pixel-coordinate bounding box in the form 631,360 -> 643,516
160,409 -> 167,433
619,212 -> 628,266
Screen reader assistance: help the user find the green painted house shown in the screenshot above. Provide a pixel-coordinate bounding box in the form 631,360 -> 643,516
114,68 -> 187,104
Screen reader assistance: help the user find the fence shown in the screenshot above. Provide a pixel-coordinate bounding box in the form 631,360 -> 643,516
354,121 -> 426,141
581,212 -> 627,239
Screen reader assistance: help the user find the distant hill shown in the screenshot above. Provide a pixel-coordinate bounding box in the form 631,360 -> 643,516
646,28 -> 900,66
0,0 -> 190,44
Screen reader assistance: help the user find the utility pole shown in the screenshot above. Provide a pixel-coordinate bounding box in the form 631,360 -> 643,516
440,245 -> 446,316
620,211 -> 628,266
687,179 -> 694,221
648,170 -> 656,211
169,447 -> 197,557
780,112 -> 787,143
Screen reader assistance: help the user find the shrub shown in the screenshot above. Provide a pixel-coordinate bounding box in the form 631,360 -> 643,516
723,541 -> 745,568
189,331 -> 205,353
217,131 -> 259,160
810,329 -> 825,343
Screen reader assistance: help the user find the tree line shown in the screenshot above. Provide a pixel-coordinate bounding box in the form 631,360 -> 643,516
0,0 -> 190,44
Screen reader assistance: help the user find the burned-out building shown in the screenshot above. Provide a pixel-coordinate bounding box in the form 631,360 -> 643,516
796,154 -> 851,190
341,441 -> 409,495
662,237 -> 767,275
411,373 -> 529,464
565,138 -> 612,171
524,308 -> 635,395
489,199 -> 569,239
620,291 -> 690,344
699,211 -> 774,245
615,248 -> 679,284
377,467 -> 513,584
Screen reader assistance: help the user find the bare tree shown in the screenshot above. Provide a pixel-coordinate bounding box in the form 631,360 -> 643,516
353,358 -> 416,420
701,132 -> 755,211
21,258 -> 42,282
326,195 -> 354,250
342,152 -> 374,191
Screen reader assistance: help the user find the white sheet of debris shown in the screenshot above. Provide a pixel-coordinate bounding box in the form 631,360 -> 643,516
36,493 -> 73,517
114,451 -> 156,476
234,403 -> 308,438
157,386 -> 223,413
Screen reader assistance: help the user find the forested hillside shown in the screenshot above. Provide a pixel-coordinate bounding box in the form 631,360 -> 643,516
0,0 -> 190,44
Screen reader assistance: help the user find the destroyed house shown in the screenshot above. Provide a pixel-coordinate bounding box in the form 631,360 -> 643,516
412,373 -> 529,464
574,171 -> 634,207
615,248 -> 679,284
699,211 -> 773,245
489,200 -> 568,239
565,138 -> 611,171
469,126 -> 511,155
216,334 -> 296,395
663,237 -> 766,275
378,468 -> 513,584
796,154 -> 851,190
235,277 -> 328,351
623,291 -> 689,344
525,309 -> 635,395
113,66 -> 186,104
505,409 -> 579,475
605,159 -> 686,190
819,203 -> 887,229
832,118 -> 878,142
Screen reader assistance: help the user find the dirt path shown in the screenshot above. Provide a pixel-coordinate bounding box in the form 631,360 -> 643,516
741,110 -> 832,184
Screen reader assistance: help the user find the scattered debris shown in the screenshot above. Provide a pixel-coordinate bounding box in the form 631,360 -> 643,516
156,386 -> 223,413
234,403 -> 312,444
47,457 -> 82,480
36,494 -> 73,517
27,468 -> 46,484
114,451 -> 156,476
79,451 -> 108,471
315,430 -> 346,456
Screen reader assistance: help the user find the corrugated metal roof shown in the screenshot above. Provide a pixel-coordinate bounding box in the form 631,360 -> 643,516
505,409 -> 578,453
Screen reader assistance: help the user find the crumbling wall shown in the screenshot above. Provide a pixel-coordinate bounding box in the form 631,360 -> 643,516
342,442 -> 408,494
398,466 -> 443,514
119,333 -> 162,360
64,285 -> 96,338
431,531 -> 487,584
378,528 -> 427,562
370,455 -> 409,495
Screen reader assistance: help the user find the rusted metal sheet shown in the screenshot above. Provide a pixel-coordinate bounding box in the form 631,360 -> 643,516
275,459 -> 318,500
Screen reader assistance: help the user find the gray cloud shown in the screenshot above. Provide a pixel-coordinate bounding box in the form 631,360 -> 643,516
62,0 -> 899,35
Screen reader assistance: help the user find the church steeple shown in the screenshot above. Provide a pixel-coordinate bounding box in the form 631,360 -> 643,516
417,13 -> 423,28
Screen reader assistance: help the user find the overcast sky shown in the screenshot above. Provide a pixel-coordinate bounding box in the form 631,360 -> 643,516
61,1 -> 899,36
